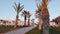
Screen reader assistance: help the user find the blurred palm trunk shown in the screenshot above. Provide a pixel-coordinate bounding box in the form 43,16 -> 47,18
28,18 -> 30,26
38,15 -> 42,30
24,15 -> 26,26
42,9 -> 49,34
14,13 -> 18,28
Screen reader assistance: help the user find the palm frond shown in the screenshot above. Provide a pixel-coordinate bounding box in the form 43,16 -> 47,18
12,5 -> 17,11
13,2 -> 24,14
36,2 -> 42,11
22,10 -> 28,17
14,2 -> 17,8
35,13 -> 39,18
17,3 -> 20,10
17,4 -> 24,14
35,10 -> 42,18
21,13 -> 25,16
19,5 -> 24,11
27,11 -> 31,18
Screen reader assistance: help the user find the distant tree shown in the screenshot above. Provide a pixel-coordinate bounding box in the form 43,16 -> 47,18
22,10 -> 28,26
27,11 -> 31,26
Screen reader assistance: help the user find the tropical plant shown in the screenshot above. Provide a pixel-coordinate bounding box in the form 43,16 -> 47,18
22,10 -> 28,26
27,11 -> 31,26
35,3 -> 42,30
13,2 -> 24,28
41,0 -> 50,34
36,0 -> 50,34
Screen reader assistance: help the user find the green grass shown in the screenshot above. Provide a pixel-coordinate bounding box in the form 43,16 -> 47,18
0,26 -> 14,33
0,25 -> 27,34
25,26 -> 60,34
50,27 -> 60,34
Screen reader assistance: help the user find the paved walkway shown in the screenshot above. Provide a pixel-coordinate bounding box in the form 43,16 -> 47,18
4,25 -> 36,34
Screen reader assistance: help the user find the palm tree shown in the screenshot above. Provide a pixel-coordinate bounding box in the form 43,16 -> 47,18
13,2 -> 24,28
35,10 -> 42,30
35,3 -> 42,30
36,0 -> 50,34
27,11 -> 31,26
41,0 -> 50,34
22,10 -> 28,26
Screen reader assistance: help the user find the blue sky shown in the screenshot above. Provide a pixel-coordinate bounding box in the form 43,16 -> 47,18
0,0 -> 60,22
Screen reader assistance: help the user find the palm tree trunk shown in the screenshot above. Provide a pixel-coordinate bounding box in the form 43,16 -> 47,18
24,15 -> 26,26
41,8 -> 50,34
38,15 -> 42,30
28,18 -> 30,26
14,13 -> 18,28
42,15 -> 49,34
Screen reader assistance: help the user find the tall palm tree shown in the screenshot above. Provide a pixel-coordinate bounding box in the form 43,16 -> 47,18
35,10 -> 42,30
22,10 -> 28,26
35,2 -> 42,30
41,0 -> 50,34
13,2 -> 24,28
27,11 -> 31,26
36,0 -> 50,34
